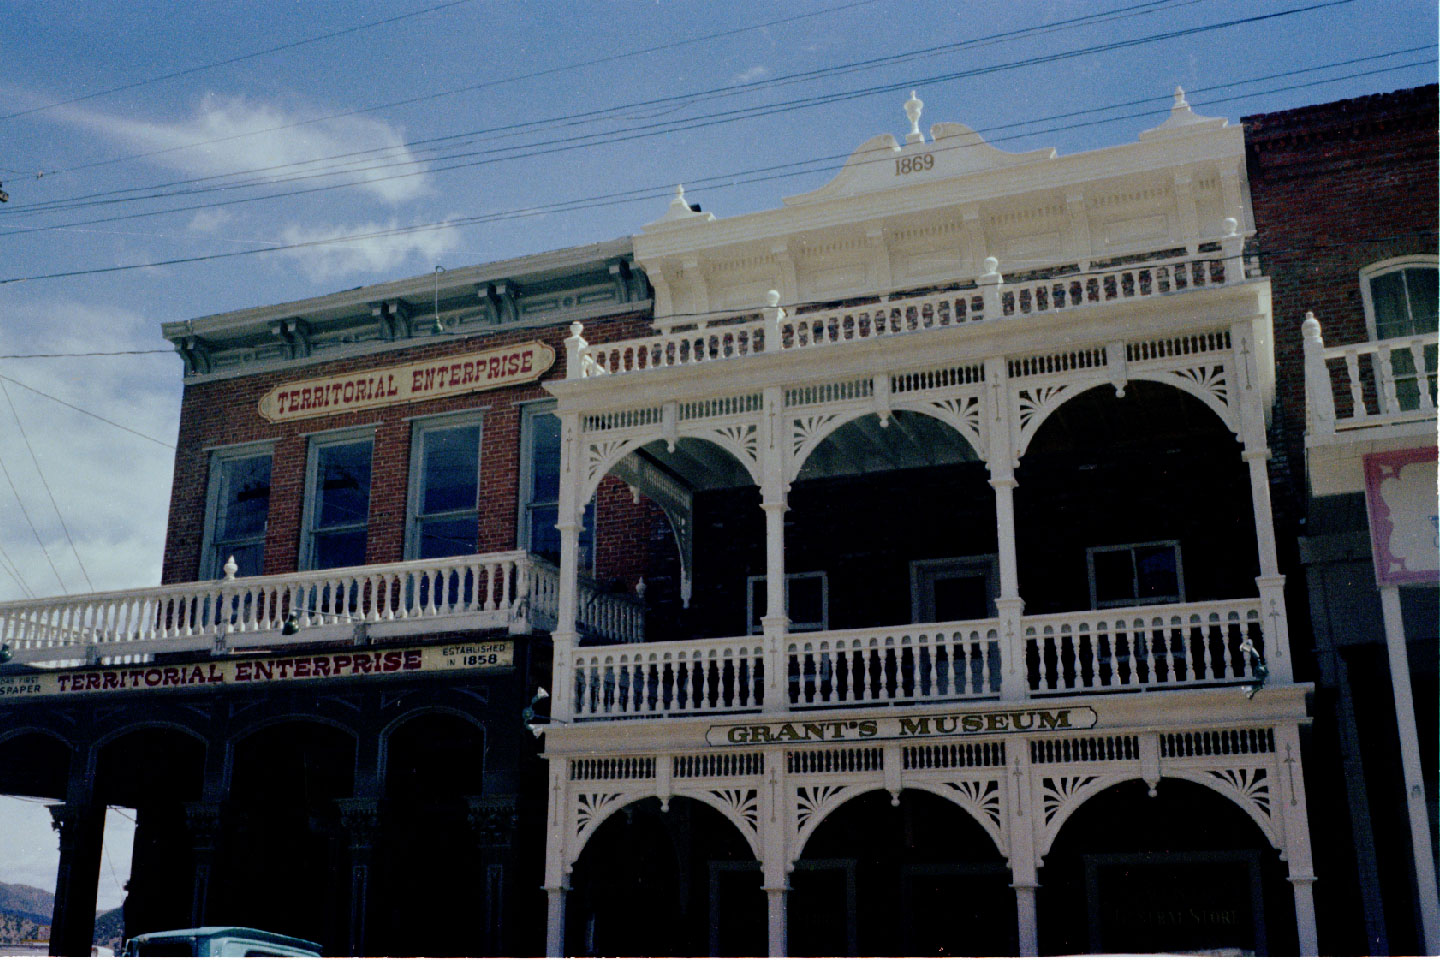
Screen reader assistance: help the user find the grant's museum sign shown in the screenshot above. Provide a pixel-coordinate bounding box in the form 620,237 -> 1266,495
1364,447 -> 1439,585
258,341 -> 555,422
706,706 -> 1098,746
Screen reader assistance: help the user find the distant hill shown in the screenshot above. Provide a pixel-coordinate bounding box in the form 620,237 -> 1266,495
0,882 -> 52,926
0,882 -> 124,951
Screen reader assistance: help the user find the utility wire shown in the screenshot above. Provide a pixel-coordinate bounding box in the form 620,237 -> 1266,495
0,373 -> 175,449
0,0 -> 1215,213
5,0 -> 904,178
0,0 -> 481,122
0,54 -> 1428,287
6,0 -> 1182,203
0,541 -> 34,599
0,380 -> 96,590
0,0 -> 1379,240
0,446 -> 69,594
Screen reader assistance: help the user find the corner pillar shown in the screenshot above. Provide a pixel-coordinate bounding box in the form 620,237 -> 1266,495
986,355 -> 1026,699
552,411 -> 584,721
48,795 -> 104,958
1275,724 -> 1320,955
760,386 -> 789,712
337,797 -> 381,958
181,802 -> 224,927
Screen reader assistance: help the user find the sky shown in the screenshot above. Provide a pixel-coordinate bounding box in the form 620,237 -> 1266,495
0,0 -> 1434,922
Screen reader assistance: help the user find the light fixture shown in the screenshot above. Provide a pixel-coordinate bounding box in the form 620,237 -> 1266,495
0,643 -> 12,664
281,613 -> 301,636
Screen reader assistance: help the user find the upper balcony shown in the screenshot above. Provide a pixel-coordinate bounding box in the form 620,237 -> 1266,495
0,551 -> 642,668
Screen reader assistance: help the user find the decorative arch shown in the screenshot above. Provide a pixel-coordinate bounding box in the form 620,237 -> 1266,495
904,779 -> 1008,857
92,718 -> 207,752
226,711 -> 360,748
0,724 -> 72,750
565,788 -> 761,874
675,421 -> 763,486
790,781 -> 877,863
1037,770 -> 1281,866
580,434 -> 660,504
1014,374 -> 1238,462
377,706 -> 486,786
787,405 -> 984,484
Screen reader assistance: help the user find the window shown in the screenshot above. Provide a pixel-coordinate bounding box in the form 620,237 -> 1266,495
519,404 -> 592,569
200,445 -> 272,579
1361,257 -> 1438,410
407,416 -> 482,559
910,555 -> 999,622
747,571 -> 828,633
301,431 -> 373,570
1087,541 -> 1183,609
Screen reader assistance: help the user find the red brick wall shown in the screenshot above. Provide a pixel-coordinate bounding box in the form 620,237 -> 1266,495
162,312 -> 659,584
1244,85 -> 1438,478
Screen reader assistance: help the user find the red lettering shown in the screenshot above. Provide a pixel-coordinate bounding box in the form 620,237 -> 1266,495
84,673 -> 101,690
462,361 -> 475,384
421,369 -> 437,391
412,371 -> 424,392
293,659 -> 311,678
353,653 -> 374,674
312,658 -> 331,678
274,658 -> 293,679
488,356 -> 501,379
387,374 -> 399,396
143,669 -> 162,687
520,351 -> 533,372
253,661 -> 272,681
333,654 -> 352,673
162,667 -> 181,687
187,666 -> 206,684
102,672 -> 121,690
343,381 -> 355,403
505,353 -> 519,375
403,650 -> 422,670
449,363 -> 461,384
381,651 -> 402,672
57,675 -> 71,692
208,664 -> 224,683
235,663 -> 252,681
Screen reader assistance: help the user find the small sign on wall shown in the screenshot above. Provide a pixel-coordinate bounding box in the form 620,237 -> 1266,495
1364,447 -> 1439,585
257,341 -> 555,422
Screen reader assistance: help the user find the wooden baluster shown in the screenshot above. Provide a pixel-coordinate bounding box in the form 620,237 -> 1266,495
1413,341 -> 1436,412
1194,615 -> 1213,681
1378,343 -> 1401,414
1344,351 -> 1367,418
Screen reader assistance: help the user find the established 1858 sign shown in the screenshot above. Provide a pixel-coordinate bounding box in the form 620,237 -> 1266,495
705,706 -> 1098,746
0,640 -> 513,702
258,341 -> 555,422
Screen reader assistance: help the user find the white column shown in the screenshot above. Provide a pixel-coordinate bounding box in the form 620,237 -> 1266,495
551,411 -> 583,721
760,745 -> 790,956
1274,724 -> 1320,955
986,355 -> 1026,700
764,886 -> 788,957
544,885 -> 567,957
1380,585 -> 1440,955
1007,739 -> 1040,955
760,386 -> 789,713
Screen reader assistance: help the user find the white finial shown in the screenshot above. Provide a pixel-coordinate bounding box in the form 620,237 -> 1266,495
765,289 -> 780,307
1222,217 -> 1238,238
1301,310 -> 1321,340
1174,86 -> 1188,108
635,577 -> 647,600
568,320 -> 584,338
669,184 -> 690,213
905,90 -> 924,144
983,256 -> 999,277
222,556 -> 237,581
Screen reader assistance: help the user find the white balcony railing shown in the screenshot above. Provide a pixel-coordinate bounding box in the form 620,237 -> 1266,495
1303,312 -> 1438,437
0,551 -> 642,667
568,238 -> 1250,379
565,597 -> 1274,721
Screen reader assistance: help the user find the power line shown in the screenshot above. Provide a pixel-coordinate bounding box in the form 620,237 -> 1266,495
0,445 -> 69,594
0,541 -> 34,599
0,54 -> 1428,288
0,0 -> 1206,215
0,0 -> 481,122
0,380 -> 96,590
0,373 -> 176,449
0,1 -> 1379,242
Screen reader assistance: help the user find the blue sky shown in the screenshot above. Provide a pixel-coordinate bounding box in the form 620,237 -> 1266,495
0,0 -> 1434,915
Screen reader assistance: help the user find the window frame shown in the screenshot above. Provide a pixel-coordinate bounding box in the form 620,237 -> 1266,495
747,570 -> 829,634
1085,540 -> 1185,610
299,426 -> 377,572
909,554 -> 1000,623
518,401 -> 594,573
404,411 -> 485,561
199,440 -> 275,580
1360,255 -> 1439,341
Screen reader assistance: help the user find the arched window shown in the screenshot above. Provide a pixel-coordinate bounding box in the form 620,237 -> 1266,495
1360,256 -> 1438,410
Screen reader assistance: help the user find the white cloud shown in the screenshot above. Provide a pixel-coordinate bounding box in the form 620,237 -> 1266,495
0,797 -> 133,912
53,95 -> 428,205
277,219 -> 460,282
734,65 -> 770,84
187,208 -> 234,234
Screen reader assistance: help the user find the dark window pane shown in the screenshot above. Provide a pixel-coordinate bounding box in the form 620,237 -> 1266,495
316,441 -> 372,528
932,573 -> 989,621
418,516 -> 478,559
790,576 -> 825,626
421,425 -> 479,514
1405,267 -> 1438,333
217,455 -> 271,540
529,412 -> 562,502
1135,545 -> 1179,599
1372,270 -> 1412,339
528,504 -> 560,561
312,529 -> 368,570
1093,550 -> 1135,605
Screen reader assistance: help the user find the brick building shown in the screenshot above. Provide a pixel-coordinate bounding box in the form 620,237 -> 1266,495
1246,85 -> 1439,954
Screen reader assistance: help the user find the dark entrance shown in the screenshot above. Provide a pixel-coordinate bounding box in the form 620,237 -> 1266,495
566,796 -> 764,957
791,789 -> 1014,956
